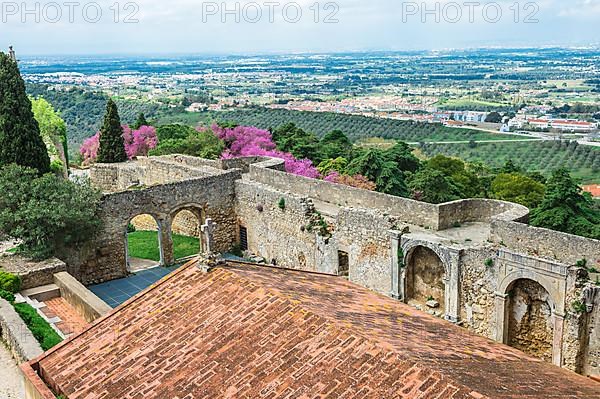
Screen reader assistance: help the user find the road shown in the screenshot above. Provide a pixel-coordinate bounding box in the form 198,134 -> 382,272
0,343 -> 25,399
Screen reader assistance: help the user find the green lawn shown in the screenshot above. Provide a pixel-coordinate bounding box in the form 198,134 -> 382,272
127,231 -> 200,262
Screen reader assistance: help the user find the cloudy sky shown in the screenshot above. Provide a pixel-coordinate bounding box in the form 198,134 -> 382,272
2,0 -> 600,55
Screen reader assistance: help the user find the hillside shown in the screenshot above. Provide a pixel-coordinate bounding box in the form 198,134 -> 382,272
420,140 -> 600,183
157,107 -> 519,143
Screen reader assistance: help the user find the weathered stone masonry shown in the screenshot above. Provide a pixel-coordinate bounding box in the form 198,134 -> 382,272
74,155 -> 600,378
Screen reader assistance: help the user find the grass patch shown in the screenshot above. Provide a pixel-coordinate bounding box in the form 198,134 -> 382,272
13,303 -> 62,351
127,230 -> 200,262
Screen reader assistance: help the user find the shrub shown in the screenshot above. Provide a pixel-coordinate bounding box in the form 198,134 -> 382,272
484,258 -> 494,268
0,271 -> 21,293
127,223 -> 137,233
13,302 -> 62,350
0,165 -> 102,260
0,288 -> 15,303
278,198 -> 286,211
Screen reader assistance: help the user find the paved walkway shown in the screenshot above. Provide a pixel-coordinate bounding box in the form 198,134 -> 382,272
89,266 -> 180,308
42,297 -> 89,337
0,343 -> 25,399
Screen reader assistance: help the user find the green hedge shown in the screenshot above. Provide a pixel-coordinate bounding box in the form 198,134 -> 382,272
0,271 -> 21,293
13,303 -> 62,351
0,288 -> 15,303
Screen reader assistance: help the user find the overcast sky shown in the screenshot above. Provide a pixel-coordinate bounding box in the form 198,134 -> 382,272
2,0 -> 600,55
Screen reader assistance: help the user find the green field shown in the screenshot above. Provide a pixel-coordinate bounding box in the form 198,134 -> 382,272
419,141 -> 600,184
127,231 -> 200,262
157,107 -> 521,143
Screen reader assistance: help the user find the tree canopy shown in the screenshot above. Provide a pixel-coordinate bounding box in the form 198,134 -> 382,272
0,164 -> 101,259
530,169 -> 600,239
31,97 -> 68,174
96,99 -> 127,163
408,167 -> 461,204
491,173 -> 545,209
0,53 -> 50,174
346,148 -> 408,197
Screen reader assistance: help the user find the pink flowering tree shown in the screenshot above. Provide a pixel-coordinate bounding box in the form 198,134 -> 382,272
80,125 -> 158,165
80,132 -> 100,166
123,125 -> 158,159
210,124 -> 320,178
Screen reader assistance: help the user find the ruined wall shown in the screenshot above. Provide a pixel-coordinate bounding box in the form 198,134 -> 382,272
406,246 -> 445,309
235,180 -> 321,272
63,169 -> 241,284
336,208 -> 397,294
248,162 -> 440,229
491,219 -> 600,267
235,179 -> 397,295
438,199 -> 529,230
507,279 -> 555,363
584,287 -> 600,378
90,157 -> 225,193
459,247 -> 498,338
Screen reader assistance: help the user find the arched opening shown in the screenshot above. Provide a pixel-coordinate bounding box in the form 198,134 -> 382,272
126,214 -> 163,272
405,246 -> 446,314
506,279 -> 554,362
170,207 -> 203,261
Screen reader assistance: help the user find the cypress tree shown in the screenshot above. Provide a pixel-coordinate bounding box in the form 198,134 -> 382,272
0,52 -> 50,174
134,112 -> 149,129
97,99 -> 127,163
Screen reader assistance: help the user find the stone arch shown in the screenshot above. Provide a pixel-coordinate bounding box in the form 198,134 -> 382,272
495,271 -> 566,366
402,241 -> 451,280
125,213 -> 165,272
403,244 -> 448,314
169,203 -> 205,259
505,278 -> 555,363
498,272 -> 563,315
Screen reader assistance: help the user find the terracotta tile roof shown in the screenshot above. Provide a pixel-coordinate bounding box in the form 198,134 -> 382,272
27,262 -> 600,399
41,297 -> 89,336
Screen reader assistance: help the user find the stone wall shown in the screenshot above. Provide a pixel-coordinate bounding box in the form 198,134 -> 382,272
54,272 -> 112,322
0,298 -> 43,363
90,157 -> 226,193
459,247 -> 498,339
438,199 -> 529,230
491,219 -> 600,266
584,287 -> 600,378
235,180 -> 321,272
0,256 -> 66,290
335,208 -> 398,294
249,161 -> 529,231
248,161 -> 441,229
64,166 -> 241,284
235,179 -> 398,295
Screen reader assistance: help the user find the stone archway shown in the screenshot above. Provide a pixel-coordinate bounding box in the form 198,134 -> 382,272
405,245 -> 447,314
506,278 -> 554,362
169,204 -> 205,261
125,213 -> 164,272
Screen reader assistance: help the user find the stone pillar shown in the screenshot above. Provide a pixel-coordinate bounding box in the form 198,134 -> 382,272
494,292 -> 509,343
552,312 -> 565,367
389,230 -> 403,300
445,251 -> 461,323
159,217 -> 174,266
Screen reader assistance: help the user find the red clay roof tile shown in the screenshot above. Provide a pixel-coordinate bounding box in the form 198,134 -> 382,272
30,262 -> 600,399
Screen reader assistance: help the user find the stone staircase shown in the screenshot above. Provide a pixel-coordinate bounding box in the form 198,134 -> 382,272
15,285 -> 67,340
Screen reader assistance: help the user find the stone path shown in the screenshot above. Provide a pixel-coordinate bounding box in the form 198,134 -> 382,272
0,342 -> 25,399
